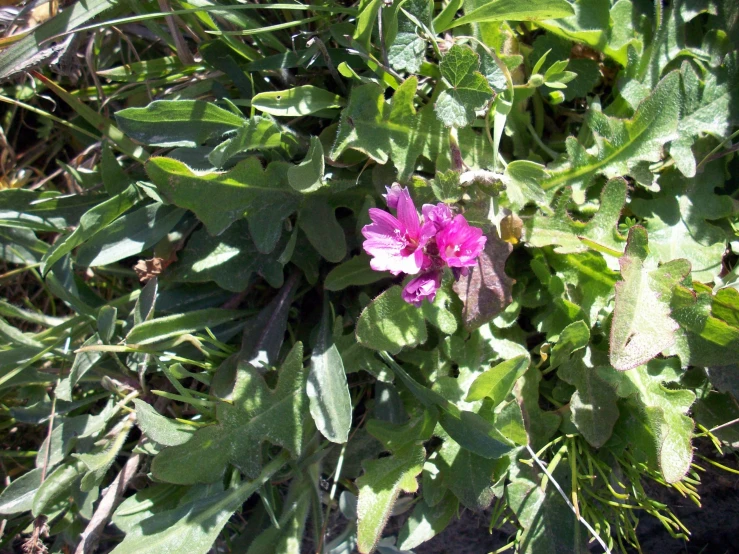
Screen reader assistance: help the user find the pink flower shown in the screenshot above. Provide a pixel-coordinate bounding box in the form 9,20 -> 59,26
402,271 -> 442,307
383,183 -> 403,209
436,214 -> 487,268
362,187 -> 435,275
422,203 -> 453,231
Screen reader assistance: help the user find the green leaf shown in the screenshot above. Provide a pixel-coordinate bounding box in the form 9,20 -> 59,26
33,460 -> 85,516
288,137 -> 325,193
506,457 -> 589,554
673,55 -> 739,176
549,321 -> 590,370
610,226 -> 689,371
169,220 -> 285,292
622,365 -> 695,483
297,198 -> 347,263
307,302 -> 352,444
133,399 -> 195,446
536,0 -> 639,65
516,366 -> 561,450
542,71 -> 680,193
503,160 -> 548,210
133,277 -> 158,327
381,353 -> 513,460
630,168 -> 730,282
397,491 -> 458,550
76,203 -> 184,267
465,355 -> 529,405
40,184 -> 141,274
115,100 -> 245,147
111,484 -> 188,534
0,467 -> 43,515
251,86 -> 344,117
435,438 -> 501,510
151,343 -> 308,483
126,308 -> 248,345
74,417 -> 132,491
670,285 -> 739,367
421,279 -> 459,335
527,178 -> 627,257
388,32 -> 426,75
356,416 -> 430,554
331,77 -> 492,181
146,156 -> 300,248
56,334 -> 102,401
435,45 -> 494,128
101,144 -> 133,196
356,286 -> 428,354
208,116 -> 300,168
111,453 -> 289,554
325,254 -> 391,291
559,356 -> 619,447
453,232 -> 515,331
443,0 -> 574,31
431,170 -> 462,203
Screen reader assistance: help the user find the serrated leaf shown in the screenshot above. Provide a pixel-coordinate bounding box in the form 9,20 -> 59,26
630,168 -> 730,282
610,226 -> 689,371
356,416 -> 431,554
388,32 -> 426,74
115,100 -> 245,147
453,231 -> 515,331
151,343 -> 308,483
146,156 -> 300,250
435,45 -> 493,128
542,71 -> 680,193
356,286 -> 427,354
331,77 -> 492,181
529,178 -> 627,258
307,302 -> 352,444
168,220 -> 285,292
443,0 -> 574,30
674,56 -> 739,176
622,365 -> 695,483
111,454 -> 288,554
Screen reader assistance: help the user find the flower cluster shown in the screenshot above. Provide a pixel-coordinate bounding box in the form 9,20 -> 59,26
361,183 -> 487,306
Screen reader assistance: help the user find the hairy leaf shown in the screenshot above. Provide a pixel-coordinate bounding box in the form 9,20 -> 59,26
151,343 -> 308,483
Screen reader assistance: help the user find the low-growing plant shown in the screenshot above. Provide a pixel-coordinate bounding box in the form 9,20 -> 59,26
0,0 -> 738,553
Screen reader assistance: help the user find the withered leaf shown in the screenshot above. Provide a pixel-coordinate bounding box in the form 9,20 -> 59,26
453,231 -> 515,330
